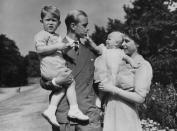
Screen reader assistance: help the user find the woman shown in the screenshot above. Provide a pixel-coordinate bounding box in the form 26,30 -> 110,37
99,33 -> 153,131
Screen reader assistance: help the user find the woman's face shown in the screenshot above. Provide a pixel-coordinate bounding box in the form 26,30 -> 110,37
122,36 -> 138,56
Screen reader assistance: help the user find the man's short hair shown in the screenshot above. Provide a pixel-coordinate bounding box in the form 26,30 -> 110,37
65,10 -> 87,30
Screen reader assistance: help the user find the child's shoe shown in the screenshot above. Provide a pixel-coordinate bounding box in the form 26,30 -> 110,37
42,106 -> 60,127
68,105 -> 89,120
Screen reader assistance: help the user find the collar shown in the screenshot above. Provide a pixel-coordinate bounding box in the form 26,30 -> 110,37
42,30 -> 59,37
132,53 -> 144,64
66,35 -> 75,45
66,35 -> 80,48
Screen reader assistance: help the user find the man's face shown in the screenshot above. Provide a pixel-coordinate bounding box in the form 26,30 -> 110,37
74,15 -> 88,38
41,13 -> 60,34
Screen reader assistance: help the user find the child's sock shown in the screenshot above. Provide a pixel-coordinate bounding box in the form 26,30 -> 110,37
42,105 -> 60,127
68,104 -> 89,120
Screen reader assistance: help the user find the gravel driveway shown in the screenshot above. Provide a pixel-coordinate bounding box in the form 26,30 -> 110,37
0,84 -> 52,131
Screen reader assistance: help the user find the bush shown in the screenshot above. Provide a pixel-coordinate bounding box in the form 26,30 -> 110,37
138,83 -> 177,128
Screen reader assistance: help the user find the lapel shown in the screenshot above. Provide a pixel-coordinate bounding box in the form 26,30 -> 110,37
62,37 -> 90,77
73,43 -> 89,77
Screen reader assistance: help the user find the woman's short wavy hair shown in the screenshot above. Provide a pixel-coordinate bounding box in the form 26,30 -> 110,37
125,27 -> 147,45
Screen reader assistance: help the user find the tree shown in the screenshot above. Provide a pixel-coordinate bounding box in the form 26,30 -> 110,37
0,34 -> 27,86
24,51 -> 40,77
91,25 -> 107,45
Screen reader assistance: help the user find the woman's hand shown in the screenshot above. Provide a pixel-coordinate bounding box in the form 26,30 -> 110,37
98,81 -> 116,93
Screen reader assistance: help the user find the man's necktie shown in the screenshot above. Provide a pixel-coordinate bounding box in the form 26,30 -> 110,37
73,41 -> 79,52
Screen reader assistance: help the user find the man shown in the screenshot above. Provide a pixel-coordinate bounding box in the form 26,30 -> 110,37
40,9 -> 102,131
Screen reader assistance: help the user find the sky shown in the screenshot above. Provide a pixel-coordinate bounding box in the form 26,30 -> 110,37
0,0 -> 132,55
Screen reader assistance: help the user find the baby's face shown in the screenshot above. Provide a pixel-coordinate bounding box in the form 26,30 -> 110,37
106,32 -> 123,49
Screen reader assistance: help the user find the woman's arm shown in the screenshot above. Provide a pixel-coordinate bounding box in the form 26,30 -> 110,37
123,55 -> 139,68
99,83 -> 145,104
99,62 -> 153,104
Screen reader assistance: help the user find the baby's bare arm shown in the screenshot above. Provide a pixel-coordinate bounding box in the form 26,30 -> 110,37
85,36 -> 103,54
123,55 -> 138,68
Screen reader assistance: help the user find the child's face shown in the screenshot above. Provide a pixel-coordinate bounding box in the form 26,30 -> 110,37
106,32 -> 123,49
41,13 -> 60,34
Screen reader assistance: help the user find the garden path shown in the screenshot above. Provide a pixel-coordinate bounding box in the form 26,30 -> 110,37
0,84 -> 52,131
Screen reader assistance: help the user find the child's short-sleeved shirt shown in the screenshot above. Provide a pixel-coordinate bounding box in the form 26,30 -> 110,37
34,30 -> 66,80
94,44 -> 135,90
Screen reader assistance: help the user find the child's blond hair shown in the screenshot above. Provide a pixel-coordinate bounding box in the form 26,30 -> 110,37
41,5 -> 60,20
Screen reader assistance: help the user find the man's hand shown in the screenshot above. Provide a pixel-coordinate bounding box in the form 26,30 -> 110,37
80,34 -> 92,44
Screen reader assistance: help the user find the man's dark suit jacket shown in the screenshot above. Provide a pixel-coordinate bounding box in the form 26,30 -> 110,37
40,37 -> 101,124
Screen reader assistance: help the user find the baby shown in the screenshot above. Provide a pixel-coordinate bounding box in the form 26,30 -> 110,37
34,5 -> 89,127
86,31 -> 138,107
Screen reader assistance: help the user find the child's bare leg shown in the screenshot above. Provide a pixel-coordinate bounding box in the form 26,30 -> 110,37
67,81 -> 89,120
42,87 -> 65,127
95,96 -> 101,108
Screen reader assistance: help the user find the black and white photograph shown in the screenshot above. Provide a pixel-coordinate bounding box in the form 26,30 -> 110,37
0,0 -> 177,131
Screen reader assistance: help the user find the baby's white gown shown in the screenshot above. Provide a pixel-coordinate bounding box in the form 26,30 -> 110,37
94,45 -> 144,131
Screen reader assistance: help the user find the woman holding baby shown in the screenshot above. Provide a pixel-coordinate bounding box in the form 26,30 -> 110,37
99,31 -> 153,131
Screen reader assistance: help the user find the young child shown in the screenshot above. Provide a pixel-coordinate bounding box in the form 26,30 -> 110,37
34,5 -> 89,127
86,31 -> 138,107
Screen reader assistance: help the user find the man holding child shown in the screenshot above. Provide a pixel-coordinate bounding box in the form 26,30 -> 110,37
40,8 -> 102,131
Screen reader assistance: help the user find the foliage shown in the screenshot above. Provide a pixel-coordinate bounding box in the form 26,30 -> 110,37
24,51 -> 40,77
106,18 -> 125,34
138,83 -> 177,128
141,118 -> 161,130
0,34 -> 40,86
91,25 -> 107,45
0,34 -> 27,86
149,52 -> 177,85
